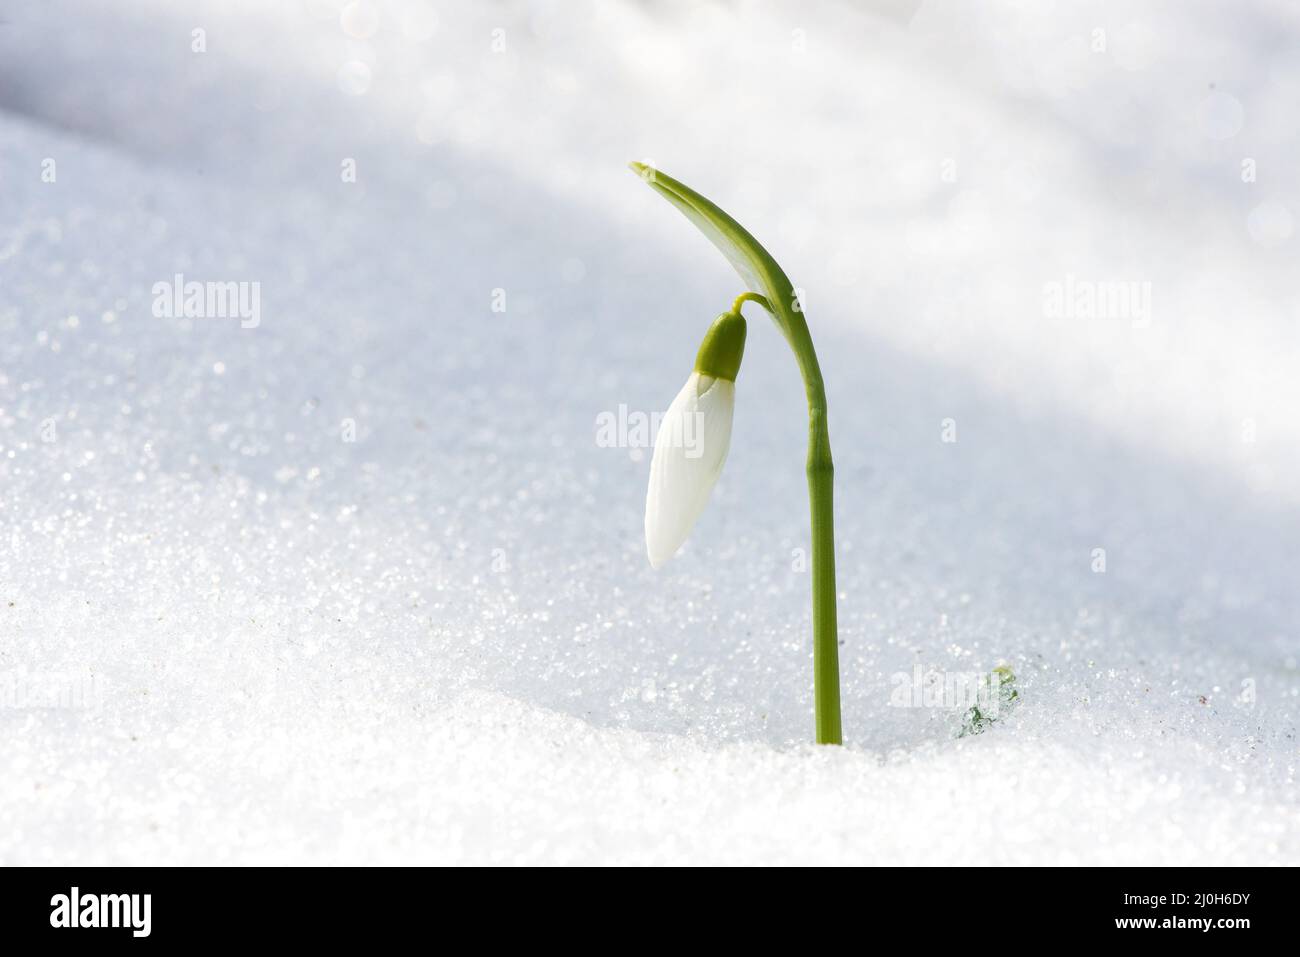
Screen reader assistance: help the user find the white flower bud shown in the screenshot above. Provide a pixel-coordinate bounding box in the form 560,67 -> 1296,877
644,372 -> 736,568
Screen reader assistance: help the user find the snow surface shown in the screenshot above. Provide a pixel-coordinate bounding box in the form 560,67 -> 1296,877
1,0 -> 1297,865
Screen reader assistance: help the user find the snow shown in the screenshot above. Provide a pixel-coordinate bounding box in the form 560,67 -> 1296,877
0,0 -> 1297,865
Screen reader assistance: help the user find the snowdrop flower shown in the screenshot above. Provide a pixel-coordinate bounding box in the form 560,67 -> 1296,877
630,163 -> 843,744
645,310 -> 746,568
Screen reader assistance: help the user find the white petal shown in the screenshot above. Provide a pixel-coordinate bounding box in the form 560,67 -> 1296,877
645,372 -> 735,568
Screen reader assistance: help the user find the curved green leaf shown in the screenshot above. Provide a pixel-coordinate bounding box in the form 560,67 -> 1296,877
628,163 -> 813,368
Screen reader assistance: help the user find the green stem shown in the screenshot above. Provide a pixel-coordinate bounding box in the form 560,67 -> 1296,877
731,291 -> 769,314
806,396 -> 841,745
733,296 -> 842,745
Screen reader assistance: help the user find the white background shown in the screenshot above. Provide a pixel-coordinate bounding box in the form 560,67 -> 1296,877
0,0 -> 1297,864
